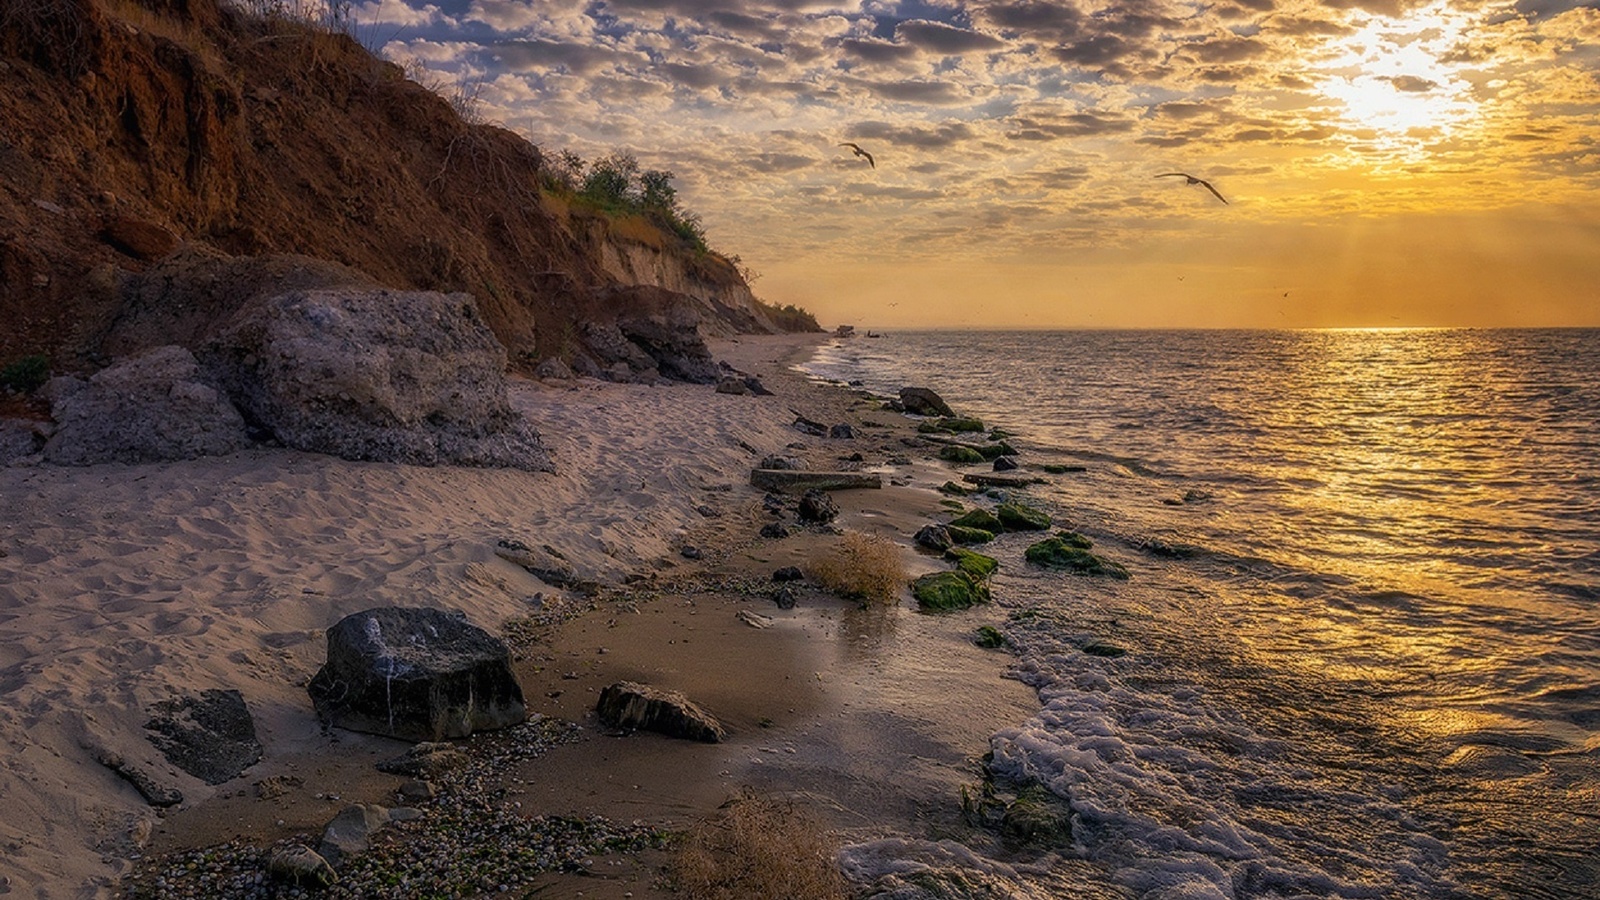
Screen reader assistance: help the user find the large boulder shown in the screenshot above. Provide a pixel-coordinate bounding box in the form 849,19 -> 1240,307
899,386 -> 955,417
201,289 -> 552,471
616,310 -> 720,383
42,345 -> 248,465
307,607 -> 527,742
597,681 -> 725,742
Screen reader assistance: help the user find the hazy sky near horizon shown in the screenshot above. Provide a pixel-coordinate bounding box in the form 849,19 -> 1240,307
354,0 -> 1600,329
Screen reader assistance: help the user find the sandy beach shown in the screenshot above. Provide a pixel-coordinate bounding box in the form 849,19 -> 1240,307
0,333 -> 1037,898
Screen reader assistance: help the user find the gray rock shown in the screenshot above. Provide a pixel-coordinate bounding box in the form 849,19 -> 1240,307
993,455 -> 1020,471
596,681 -> 725,742
307,608 -> 526,742
267,843 -> 337,887
899,386 -> 955,417
772,584 -> 799,609
828,424 -> 856,439
742,376 -> 773,396
143,688 -> 262,785
375,742 -> 469,778
715,376 -> 748,395
750,469 -> 882,493
0,418 -> 47,464
533,357 -> 574,380
759,454 -> 804,470
797,488 -> 839,524
94,748 -> 183,807
759,522 -> 791,539
42,346 -> 247,465
201,289 -> 552,471
914,524 -> 954,552
791,414 -> 828,436
616,308 -> 720,383
319,803 -> 395,867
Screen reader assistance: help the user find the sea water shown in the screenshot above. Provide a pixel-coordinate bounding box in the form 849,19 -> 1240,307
798,329 -> 1600,900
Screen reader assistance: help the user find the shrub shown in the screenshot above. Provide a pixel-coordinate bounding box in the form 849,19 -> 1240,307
0,355 -> 49,393
809,531 -> 905,605
667,790 -> 847,900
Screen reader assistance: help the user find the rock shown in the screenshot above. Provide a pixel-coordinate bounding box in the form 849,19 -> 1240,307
737,609 -> 774,629
1024,538 -> 1130,579
759,522 -> 791,539
828,424 -> 855,439
974,625 -> 1006,648
375,742 -> 470,778
791,414 -> 828,436
0,418 -> 47,463
772,584 -> 799,609
534,357 -> 573,380
946,547 -> 999,580
759,454 -> 804,470
797,488 -> 839,524
715,376 -> 749,395
938,480 -> 972,496
772,566 -> 803,582
319,803 -> 397,867
963,472 -> 1045,488
1053,530 -> 1094,549
950,508 -> 1003,533
938,444 -> 985,464
255,774 -> 304,799
397,779 -> 435,802
742,376 -> 774,396
307,607 -> 527,741
494,539 -> 595,592
596,681 -> 725,742
94,749 -> 183,807
945,524 -> 996,545
899,387 -> 955,417
1039,463 -> 1087,474
101,215 -> 178,260
993,456 -> 1019,471
615,304 -> 720,383
1001,785 -> 1074,847
749,469 -> 882,493
579,321 -> 660,382
681,545 -> 702,560
267,844 -> 337,888
912,571 -> 990,612
1083,641 -> 1128,658
42,346 -> 248,465
977,441 -> 1019,460
917,416 -> 984,434
996,501 -> 1051,531
201,289 -> 552,471
143,689 -> 262,785
914,524 -> 953,552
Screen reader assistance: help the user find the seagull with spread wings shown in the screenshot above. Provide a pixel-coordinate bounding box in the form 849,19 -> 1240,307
839,142 -> 875,169
1157,172 -> 1227,205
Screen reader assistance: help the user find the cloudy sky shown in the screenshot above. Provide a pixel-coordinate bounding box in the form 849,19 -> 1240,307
355,0 -> 1600,328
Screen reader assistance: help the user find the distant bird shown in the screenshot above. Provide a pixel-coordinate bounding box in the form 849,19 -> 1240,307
840,142 -> 875,168
1157,172 -> 1227,205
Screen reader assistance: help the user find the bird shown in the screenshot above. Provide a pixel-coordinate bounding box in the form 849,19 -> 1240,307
839,142 -> 875,168
1156,172 -> 1227,204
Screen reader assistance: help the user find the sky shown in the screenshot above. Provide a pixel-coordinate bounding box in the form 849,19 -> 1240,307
351,0 -> 1600,329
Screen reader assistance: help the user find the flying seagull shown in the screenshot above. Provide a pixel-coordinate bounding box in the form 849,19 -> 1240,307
840,142 -> 875,168
1157,172 -> 1227,205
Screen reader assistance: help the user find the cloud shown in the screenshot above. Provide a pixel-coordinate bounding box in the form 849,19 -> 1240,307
492,39 -> 633,75
1385,74 -> 1439,92
856,78 -> 980,104
851,120 -> 980,148
895,19 -> 1006,54
840,37 -> 922,63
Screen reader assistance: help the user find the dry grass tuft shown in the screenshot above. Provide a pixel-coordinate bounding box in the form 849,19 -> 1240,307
810,531 -> 905,606
666,790 -> 847,900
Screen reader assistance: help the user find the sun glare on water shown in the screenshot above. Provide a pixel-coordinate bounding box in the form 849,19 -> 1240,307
1314,2 -> 1481,152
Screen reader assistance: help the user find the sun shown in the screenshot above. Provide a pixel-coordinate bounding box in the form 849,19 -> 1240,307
1313,1 -> 1481,150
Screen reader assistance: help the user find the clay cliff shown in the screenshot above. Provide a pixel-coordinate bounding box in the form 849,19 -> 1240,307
0,0 -> 808,381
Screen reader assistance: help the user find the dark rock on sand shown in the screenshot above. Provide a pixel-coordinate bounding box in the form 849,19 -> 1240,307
792,413 -> 828,436
797,488 -> 839,524
828,424 -> 856,439
308,607 -> 526,742
772,566 -> 804,582
94,748 -> 183,807
597,681 -> 726,742
144,688 -> 262,785
915,524 -> 954,552
681,545 -> 703,560
760,522 -> 791,539
715,376 -> 749,395
938,444 -> 985,464
993,455 -> 1019,471
750,469 -> 881,493
267,844 -> 337,888
759,454 -> 804,470
772,584 -> 800,609
1024,538 -> 1130,579
912,571 -> 990,612
974,625 -> 1006,649
899,387 -> 955,417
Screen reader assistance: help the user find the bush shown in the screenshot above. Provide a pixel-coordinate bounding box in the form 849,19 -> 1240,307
667,790 -> 847,900
0,355 -> 49,393
809,531 -> 905,605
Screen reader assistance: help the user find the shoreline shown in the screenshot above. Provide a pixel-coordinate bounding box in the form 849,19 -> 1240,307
0,332 -> 1039,898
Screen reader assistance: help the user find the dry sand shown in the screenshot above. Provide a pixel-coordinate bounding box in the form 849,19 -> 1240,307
0,333 -> 1037,898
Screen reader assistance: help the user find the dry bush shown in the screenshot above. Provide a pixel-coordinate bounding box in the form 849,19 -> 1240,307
667,791 -> 847,900
810,531 -> 905,606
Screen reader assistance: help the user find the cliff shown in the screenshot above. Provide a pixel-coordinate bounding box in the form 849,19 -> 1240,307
0,0 -> 801,378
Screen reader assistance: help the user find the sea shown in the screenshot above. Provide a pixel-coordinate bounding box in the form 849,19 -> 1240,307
796,329 -> 1600,900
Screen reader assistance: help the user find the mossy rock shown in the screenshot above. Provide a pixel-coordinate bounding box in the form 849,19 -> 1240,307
975,441 -> 1018,460
1001,784 -> 1073,847
946,547 -> 998,580
996,502 -> 1051,531
974,625 -> 1006,648
1082,641 -> 1127,658
988,429 -> 1011,440
938,499 -> 965,511
1053,530 -> 1093,548
912,571 -> 990,611
945,525 -> 995,545
950,508 -> 1002,532
1024,538 -> 1130,578
938,444 -> 985,464
938,481 -> 973,496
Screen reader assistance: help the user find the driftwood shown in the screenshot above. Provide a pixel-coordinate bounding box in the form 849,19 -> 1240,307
749,469 -> 883,493
962,472 -> 1046,488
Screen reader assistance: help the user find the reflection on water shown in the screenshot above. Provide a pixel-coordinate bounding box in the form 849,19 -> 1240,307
802,328 -> 1600,899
